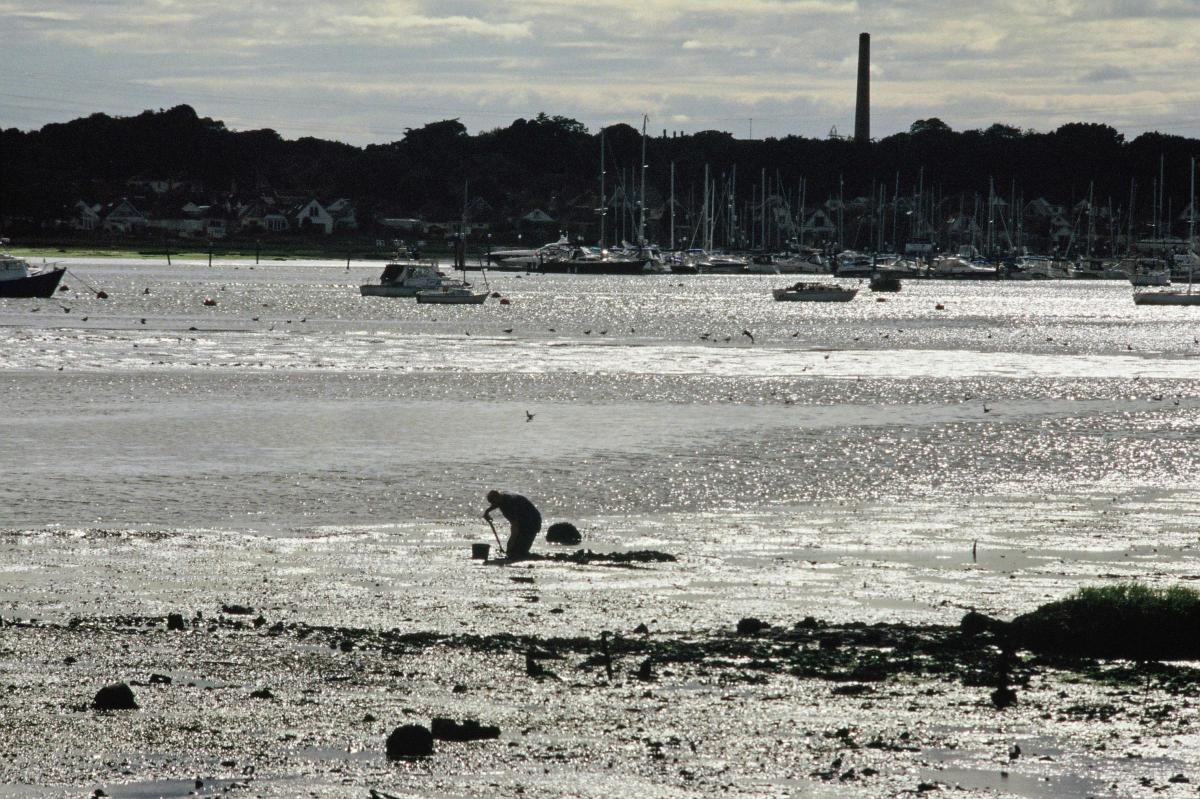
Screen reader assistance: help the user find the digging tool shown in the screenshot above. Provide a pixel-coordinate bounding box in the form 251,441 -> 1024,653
485,515 -> 505,555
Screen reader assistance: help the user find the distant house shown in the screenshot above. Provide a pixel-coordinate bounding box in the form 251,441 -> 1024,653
946,214 -> 981,239
103,199 -> 147,234
239,201 -> 289,233
800,209 -> 836,242
70,201 -> 101,231
521,209 -> 555,224
326,198 -> 358,231
294,199 -> 334,234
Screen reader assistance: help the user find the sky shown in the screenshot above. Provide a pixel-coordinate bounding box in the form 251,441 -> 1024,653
1,0 -> 1198,145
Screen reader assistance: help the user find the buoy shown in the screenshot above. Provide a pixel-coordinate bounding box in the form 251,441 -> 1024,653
876,297 -> 886,303
58,285 -> 69,292
935,303 -> 945,310
490,292 -> 501,298
499,298 -> 511,305
96,291 -> 108,299
203,298 -> 217,307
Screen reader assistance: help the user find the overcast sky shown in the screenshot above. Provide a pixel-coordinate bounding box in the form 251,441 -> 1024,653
2,0 -> 1198,144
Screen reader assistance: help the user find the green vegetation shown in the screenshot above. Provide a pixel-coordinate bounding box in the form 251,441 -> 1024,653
1012,583 -> 1200,661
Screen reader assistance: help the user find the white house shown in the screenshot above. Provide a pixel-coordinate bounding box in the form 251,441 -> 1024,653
70,201 -> 101,231
326,198 -> 358,231
103,199 -> 147,234
294,199 -> 334,234
800,209 -> 837,241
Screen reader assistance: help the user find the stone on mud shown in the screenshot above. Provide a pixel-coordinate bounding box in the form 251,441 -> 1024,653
92,682 -> 138,711
166,612 -> 186,631
545,522 -> 582,545
737,617 -> 770,635
386,724 -> 435,759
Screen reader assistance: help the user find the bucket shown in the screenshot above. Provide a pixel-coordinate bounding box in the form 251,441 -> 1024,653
471,543 -> 491,560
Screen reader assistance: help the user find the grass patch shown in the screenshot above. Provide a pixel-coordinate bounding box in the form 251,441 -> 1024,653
1012,583 -> 1200,661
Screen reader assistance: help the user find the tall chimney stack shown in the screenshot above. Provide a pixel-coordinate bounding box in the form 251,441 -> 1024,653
854,32 -> 870,144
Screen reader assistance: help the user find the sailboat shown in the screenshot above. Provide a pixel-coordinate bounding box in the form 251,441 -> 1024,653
1134,157 -> 1200,306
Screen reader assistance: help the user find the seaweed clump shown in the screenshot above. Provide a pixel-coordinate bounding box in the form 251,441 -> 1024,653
1011,583 -> 1200,661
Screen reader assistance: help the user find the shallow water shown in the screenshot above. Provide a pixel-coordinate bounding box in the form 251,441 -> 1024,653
2,260 -> 1200,797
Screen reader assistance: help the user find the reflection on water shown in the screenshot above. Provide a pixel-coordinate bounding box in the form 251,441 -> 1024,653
1,260 -> 1199,629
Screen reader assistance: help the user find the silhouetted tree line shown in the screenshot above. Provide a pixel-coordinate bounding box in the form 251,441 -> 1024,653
1,104 -> 1197,244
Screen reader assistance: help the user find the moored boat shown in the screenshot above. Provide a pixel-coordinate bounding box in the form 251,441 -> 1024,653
869,271 -> 902,292
360,259 -> 457,297
415,285 -> 489,304
1133,288 -> 1200,306
772,281 -> 858,302
0,242 -> 66,298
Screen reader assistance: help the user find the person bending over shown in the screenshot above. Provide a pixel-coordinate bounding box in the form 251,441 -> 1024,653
483,490 -> 542,560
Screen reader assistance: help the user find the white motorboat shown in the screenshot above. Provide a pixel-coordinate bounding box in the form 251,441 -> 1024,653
0,241 -> 66,298
772,281 -> 858,302
488,236 -> 570,267
834,251 -> 875,278
1015,256 -> 1068,280
772,252 -> 828,274
415,285 -> 489,304
931,247 -> 998,279
694,252 -> 748,274
360,259 -> 458,297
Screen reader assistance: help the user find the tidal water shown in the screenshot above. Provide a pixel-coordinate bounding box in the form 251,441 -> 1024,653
2,257 -> 1200,631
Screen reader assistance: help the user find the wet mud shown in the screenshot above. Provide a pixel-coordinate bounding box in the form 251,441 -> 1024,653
2,607 -> 1199,798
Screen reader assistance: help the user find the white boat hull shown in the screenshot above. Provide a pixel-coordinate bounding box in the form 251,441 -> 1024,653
1133,291 -> 1200,306
773,286 -> 857,302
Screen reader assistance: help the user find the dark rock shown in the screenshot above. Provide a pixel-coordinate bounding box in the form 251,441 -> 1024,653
831,683 -> 874,696
253,615 -> 267,628
363,713 -> 377,723
737,617 -> 770,635
960,611 -> 1000,637
339,639 -> 355,652
92,683 -> 138,711
166,613 -> 186,631
250,688 -> 274,700
637,658 -> 656,682
795,616 -> 821,629
149,673 -> 172,685
633,622 -> 649,634
386,724 -> 434,759
1168,774 -> 1190,784
63,656 -> 77,665
221,604 -> 254,615
431,717 -> 501,742
545,522 -> 582,545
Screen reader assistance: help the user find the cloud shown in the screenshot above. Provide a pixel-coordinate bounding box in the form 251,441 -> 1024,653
1081,66 -> 1135,83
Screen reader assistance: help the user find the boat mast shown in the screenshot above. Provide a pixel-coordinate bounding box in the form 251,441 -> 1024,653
669,160 -> 675,251
1086,181 -> 1094,259
599,132 -> 606,249
638,115 -> 647,245
1190,156 -> 1195,293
